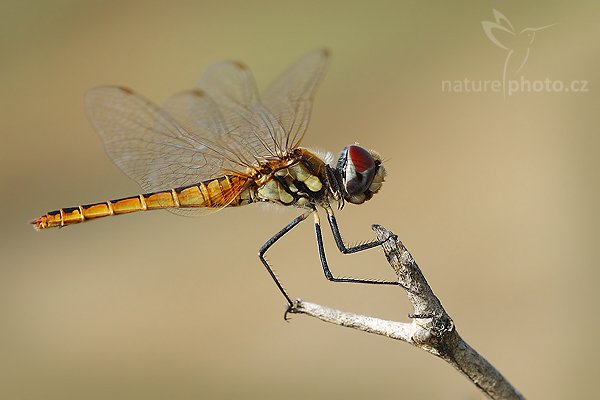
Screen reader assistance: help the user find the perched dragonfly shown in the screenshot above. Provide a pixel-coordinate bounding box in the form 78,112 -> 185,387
32,49 -> 398,305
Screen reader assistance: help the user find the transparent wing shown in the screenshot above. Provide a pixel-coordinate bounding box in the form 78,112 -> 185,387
195,60 -> 288,158
86,86 -> 252,193
162,88 -> 270,167
261,48 -> 330,151
86,51 -> 329,216
163,49 -> 330,159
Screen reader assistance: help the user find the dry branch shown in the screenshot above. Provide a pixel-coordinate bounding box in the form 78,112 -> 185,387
288,224 -> 524,400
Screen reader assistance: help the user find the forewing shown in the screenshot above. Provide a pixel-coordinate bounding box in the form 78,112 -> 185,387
162,88 -> 263,168
86,86 -> 249,193
195,61 -> 288,158
163,50 -> 329,161
261,49 -> 330,151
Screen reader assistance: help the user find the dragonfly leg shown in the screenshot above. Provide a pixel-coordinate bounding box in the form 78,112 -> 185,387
259,211 -> 312,306
314,212 -> 399,286
325,207 -> 382,254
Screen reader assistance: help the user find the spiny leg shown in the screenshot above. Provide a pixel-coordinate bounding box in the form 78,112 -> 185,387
313,212 -> 399,286
325,207 -> 382,254
259,211 -> 311,306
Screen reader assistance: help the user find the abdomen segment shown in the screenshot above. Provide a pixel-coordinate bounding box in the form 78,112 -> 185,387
32,175 -> 252,230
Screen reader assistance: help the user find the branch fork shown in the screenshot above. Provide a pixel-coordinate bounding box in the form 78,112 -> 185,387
287,224 -> 524,400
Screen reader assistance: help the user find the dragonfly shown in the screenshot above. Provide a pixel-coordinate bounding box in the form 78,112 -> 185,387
32,49 -> 399,306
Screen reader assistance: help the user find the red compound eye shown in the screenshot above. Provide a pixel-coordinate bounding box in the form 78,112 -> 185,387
348,145 -> 375,173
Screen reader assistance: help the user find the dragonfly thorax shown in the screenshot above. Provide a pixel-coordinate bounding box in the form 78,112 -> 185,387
255,149 -> 329,208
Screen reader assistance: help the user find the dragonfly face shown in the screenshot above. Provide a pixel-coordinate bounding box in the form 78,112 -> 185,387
334,145 -> 385,205
33,49 -> 398,306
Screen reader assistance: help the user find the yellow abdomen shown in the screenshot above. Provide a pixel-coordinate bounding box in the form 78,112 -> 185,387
33,175 -> 252,230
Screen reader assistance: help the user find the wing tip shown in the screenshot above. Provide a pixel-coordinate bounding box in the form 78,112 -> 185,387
232,61 -> 248,70
86,85 -> 135,102
117,86 -> 134,95
192,89 -> 205,97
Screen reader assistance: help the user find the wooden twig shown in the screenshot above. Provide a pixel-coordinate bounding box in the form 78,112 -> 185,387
288,224 -> 524,400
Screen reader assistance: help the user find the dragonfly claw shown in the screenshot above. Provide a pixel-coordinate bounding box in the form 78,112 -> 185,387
284,299 -> 302,321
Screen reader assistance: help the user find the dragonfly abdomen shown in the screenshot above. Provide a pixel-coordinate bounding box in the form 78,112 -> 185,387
32,175 -> 252,230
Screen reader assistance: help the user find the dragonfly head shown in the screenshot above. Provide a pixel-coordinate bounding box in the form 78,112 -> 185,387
335,145 -> 386,205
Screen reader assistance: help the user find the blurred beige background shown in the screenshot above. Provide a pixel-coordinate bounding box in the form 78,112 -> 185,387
1,1 -> 599,399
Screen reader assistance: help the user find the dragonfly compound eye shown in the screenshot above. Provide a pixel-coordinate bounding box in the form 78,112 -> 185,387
336,145 -> 385,204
